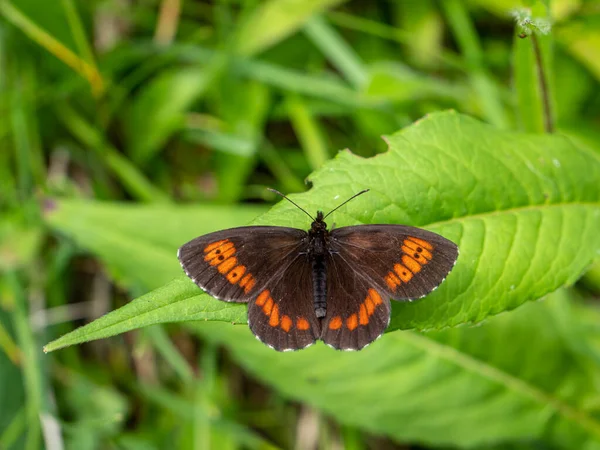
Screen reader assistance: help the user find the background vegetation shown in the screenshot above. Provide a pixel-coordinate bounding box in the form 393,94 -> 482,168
1,0 -> 600,449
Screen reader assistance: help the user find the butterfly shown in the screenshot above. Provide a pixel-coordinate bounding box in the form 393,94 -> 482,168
178,189 -> 459,352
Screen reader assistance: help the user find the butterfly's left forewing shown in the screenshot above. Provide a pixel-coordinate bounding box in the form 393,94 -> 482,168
329,225 -> 459,301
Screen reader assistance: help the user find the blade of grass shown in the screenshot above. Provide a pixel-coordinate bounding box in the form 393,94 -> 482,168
440,0 -> 508,128
286,94 -> 330,170
0,1 -> 104,96
60,0 -> 98,73
257,141 -> 306,193
303,15 -> 367,88
0,406 -> 26,449
194,342 -> 216,450
6,272 -> 42,450
138,383 -> 279,449
57,105 -> 170,203
144,325 -> 194,383
235,0 -> 348,56
0,320 -> 21,365
327,10 -> 464,70
131,43 -> 369,108
154,0 -> 182,45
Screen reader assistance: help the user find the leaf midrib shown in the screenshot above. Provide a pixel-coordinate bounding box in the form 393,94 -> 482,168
403,331 -> 600,440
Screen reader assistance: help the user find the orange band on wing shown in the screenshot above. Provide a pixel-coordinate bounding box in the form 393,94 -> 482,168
359,304 -> 369,325
385,272 -> 401,291
217,257 -> 238,274
256,290 -> 270,306
346,314 -> 358,331
368,288 -> 383,305
407,236 -> 433,251
280,315 -> 292,332
263,297 -> 274,316
297,317 -> 310,330
269,304 -> 280,326
403,239 -> 433,260
329,316 -> 342,330
205,242 -> 235,266
394,263 -> 413,282
226,265 -> 246,283
203,239 -> 229,253
239,274 -> 256,293
401,255 -> 421,274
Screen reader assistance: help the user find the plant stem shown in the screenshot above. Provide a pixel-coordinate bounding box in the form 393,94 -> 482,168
531,33 -> 553,133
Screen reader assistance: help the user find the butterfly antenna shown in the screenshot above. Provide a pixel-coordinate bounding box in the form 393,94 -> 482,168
323,189 -> 370,220
267,188 -> 315,221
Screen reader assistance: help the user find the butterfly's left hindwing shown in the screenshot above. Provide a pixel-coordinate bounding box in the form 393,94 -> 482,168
178,226 -> 306,303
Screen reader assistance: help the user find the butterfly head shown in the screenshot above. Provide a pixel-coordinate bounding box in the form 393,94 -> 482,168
310,211 -> 328,233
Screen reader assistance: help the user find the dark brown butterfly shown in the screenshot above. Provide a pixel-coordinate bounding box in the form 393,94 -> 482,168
178,190 -> 458,351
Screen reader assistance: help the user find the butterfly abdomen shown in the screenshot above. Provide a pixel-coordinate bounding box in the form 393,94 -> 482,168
312,256 -> 327,318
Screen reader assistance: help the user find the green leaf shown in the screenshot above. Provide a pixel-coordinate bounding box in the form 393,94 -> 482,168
235,0 -> 348,56
44,199 -> 268,289
189,290 -> 600,448
43,277 -> 246,353
124,67 -> 217,165
44,111 -> 600,345
43,111 -> 600,447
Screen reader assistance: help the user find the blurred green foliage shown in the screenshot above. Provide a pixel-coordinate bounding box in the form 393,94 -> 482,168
1,1 -> 600,449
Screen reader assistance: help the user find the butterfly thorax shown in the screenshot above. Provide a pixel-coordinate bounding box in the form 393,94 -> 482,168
308,211 -> 329,319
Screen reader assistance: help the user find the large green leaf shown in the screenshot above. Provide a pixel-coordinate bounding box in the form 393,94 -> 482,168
189,290 -> 600,448
46,111 -> 600,351
43,112 -> 600,447
45,200 -> 267,290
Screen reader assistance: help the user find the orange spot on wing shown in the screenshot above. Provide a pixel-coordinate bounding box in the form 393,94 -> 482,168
281,315 -> 292,332
263,297 -> 274,316
297,317 -> 310,330
269,304 -> 280,326
365,297 -> 375,316
205,242 -> 235,265
407,236 -> 433,251
204,239 -> 228,253
385,272 -> 401,291
403,239 -> 433,260
346,314 -> 358,331
239,274 -> 256,293
402,255 -> 422,274
218,257 -> 238,274
359,304 -> 369,325
394,263 -> 413,282
226,265 -> 246,283
368,288 -> 383,305
329,316 -> 342,330
402,245 -> 429,265
256,290 -> 270,306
